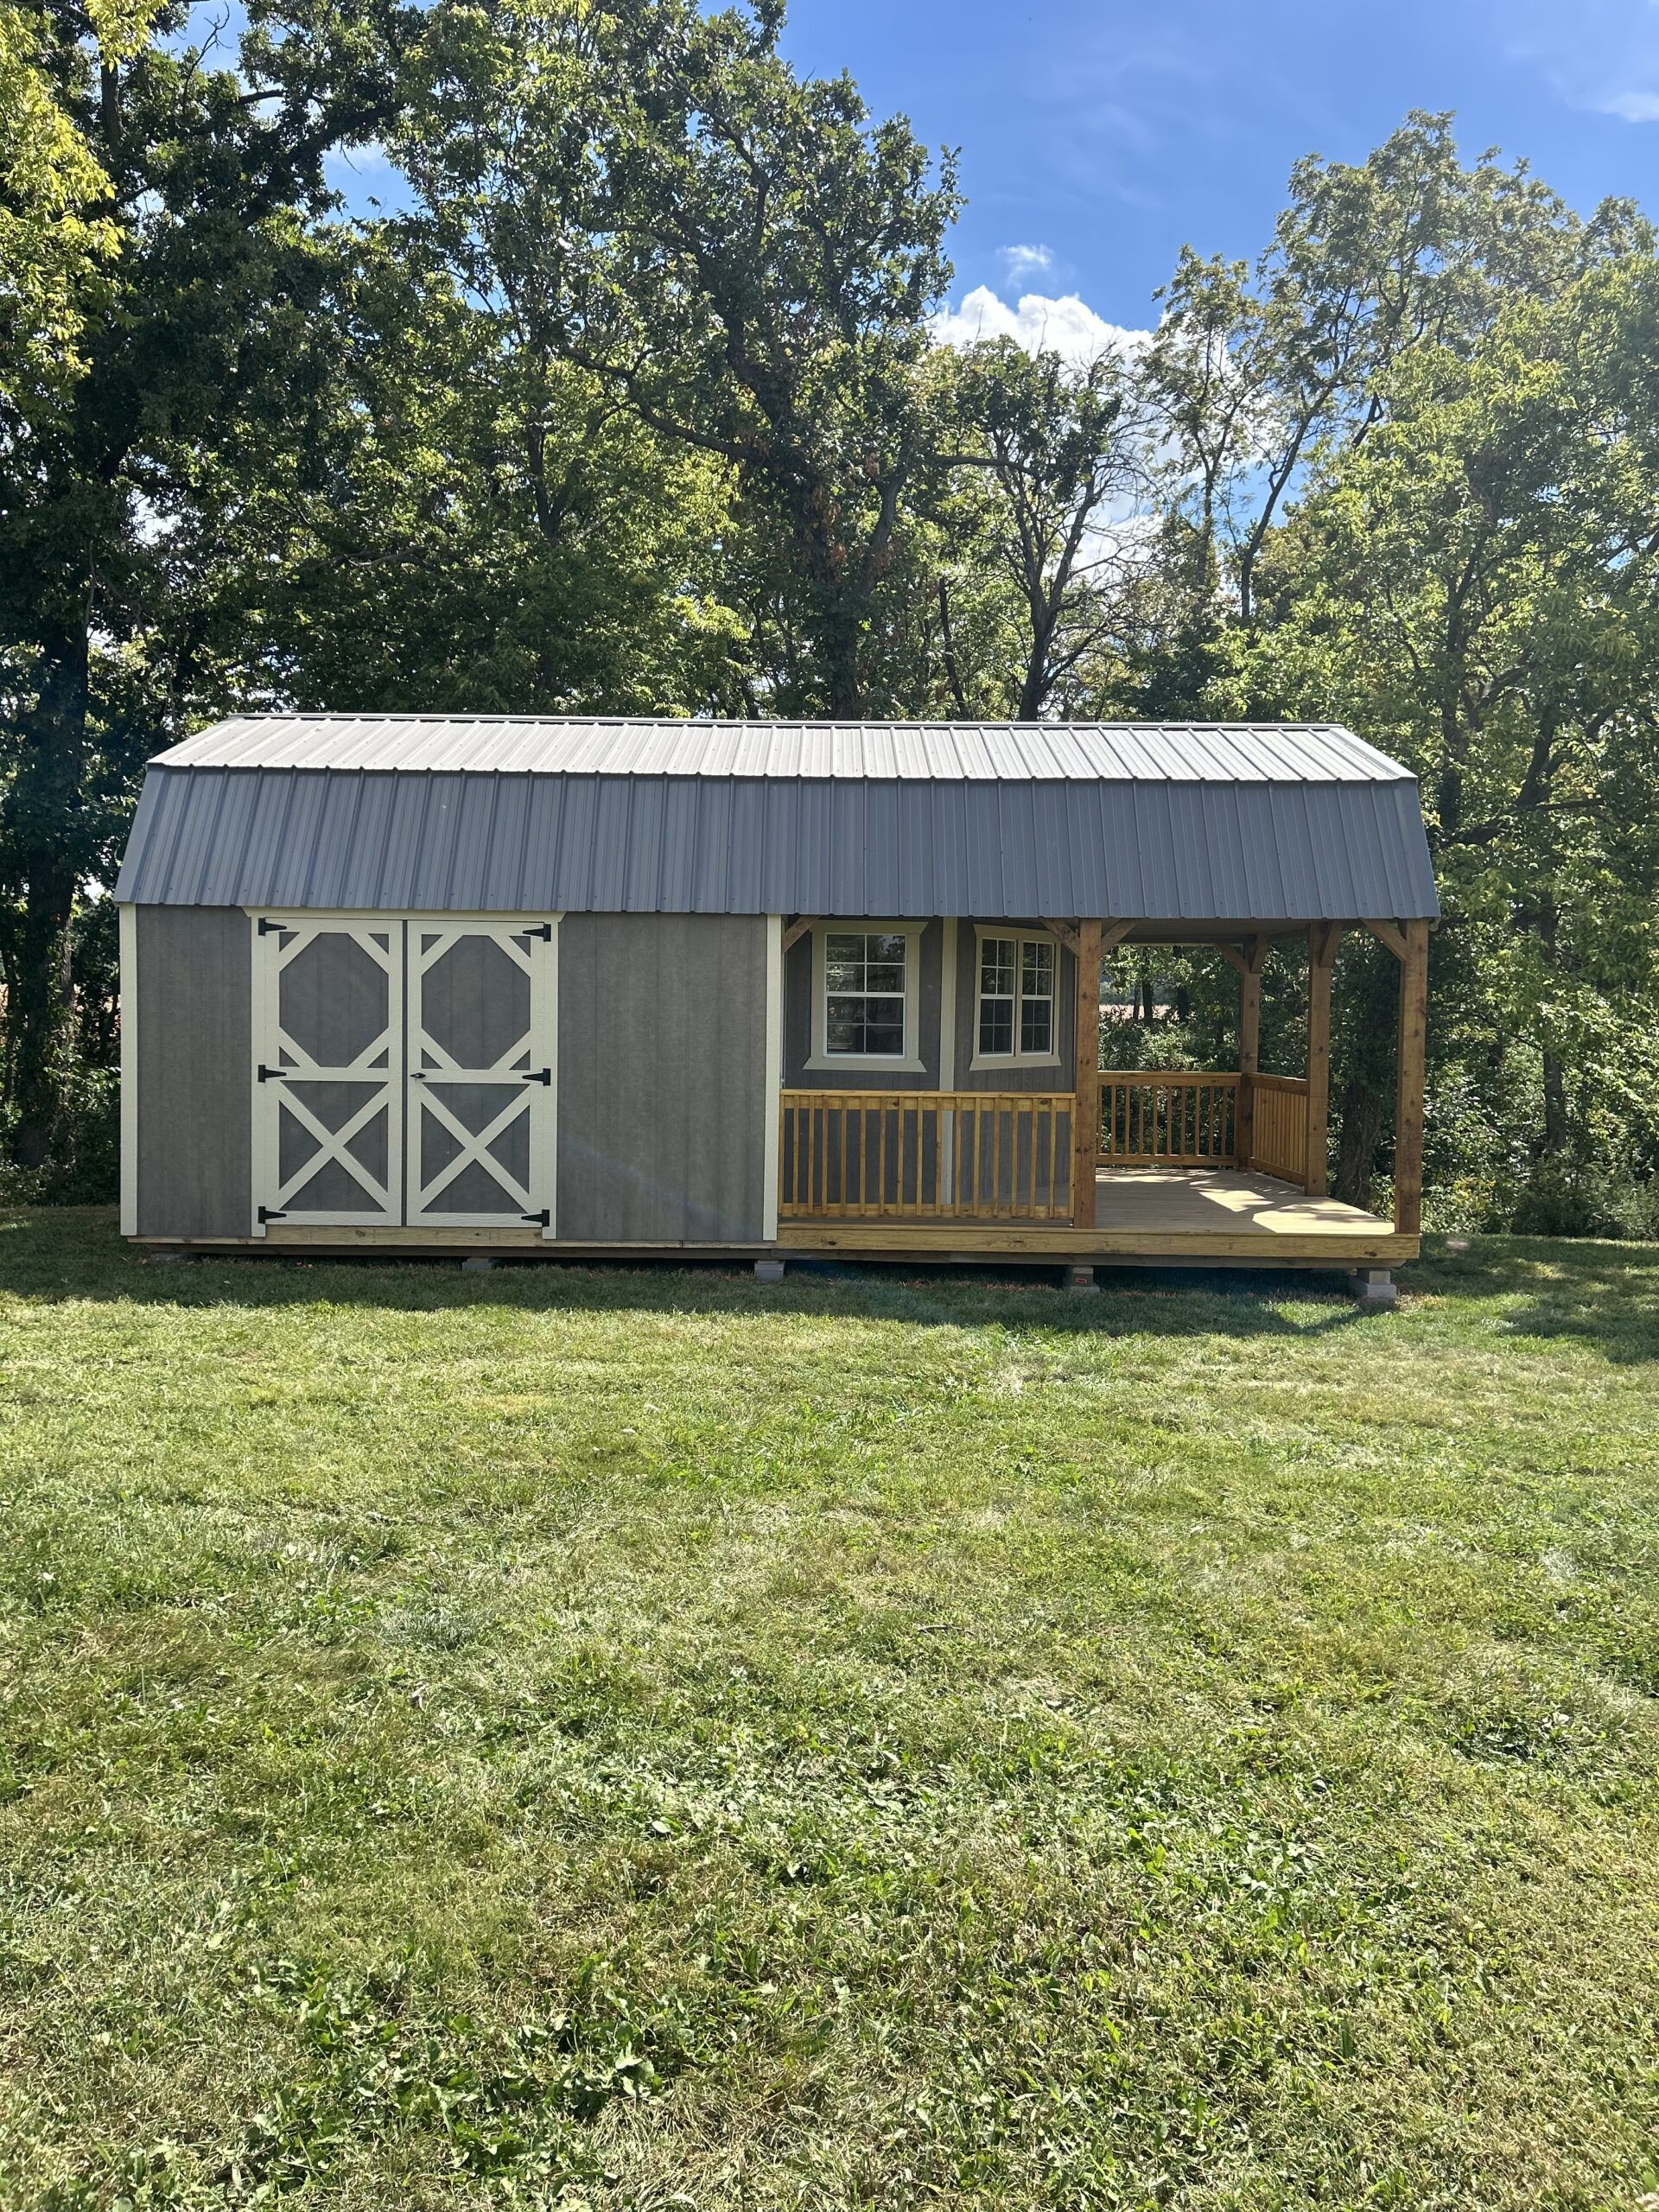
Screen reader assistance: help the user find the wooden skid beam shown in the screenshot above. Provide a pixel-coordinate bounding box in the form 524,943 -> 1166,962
784,1224 -> 1417,1262
142,1231 -> 1419,1270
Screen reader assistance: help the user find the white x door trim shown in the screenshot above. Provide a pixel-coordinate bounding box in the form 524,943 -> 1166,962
250,914 -> 405,1234
406,918 -> 559,1233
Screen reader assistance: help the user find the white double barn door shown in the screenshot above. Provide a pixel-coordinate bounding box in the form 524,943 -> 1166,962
252,915 -> 556,1232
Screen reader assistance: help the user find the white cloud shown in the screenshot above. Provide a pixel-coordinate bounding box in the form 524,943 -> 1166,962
931,283 -> 1151,368
998,243 -> 1056,283
1597,86 -> 1659,121
1503,0 -> 1659,123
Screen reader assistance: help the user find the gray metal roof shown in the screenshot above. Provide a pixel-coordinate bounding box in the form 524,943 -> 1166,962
118,716 -> 1440,921
156,715 -> 1413,784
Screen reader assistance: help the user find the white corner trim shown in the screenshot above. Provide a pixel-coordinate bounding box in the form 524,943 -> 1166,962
763,914 -> 782,1241
249,910 -> 267,1236
118,905 -> 137,1237
544,913 -> 563,1239
938,918 -> 959,1091
809,918 -> 925,1072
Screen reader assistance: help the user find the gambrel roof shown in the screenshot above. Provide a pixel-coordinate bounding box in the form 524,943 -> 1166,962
116,717 -> 1440,922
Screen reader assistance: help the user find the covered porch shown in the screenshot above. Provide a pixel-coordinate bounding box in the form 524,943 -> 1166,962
776,915 -> 1428,1270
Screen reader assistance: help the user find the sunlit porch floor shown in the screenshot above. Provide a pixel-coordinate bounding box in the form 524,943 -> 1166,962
782,1165 -> 1406,1260
1095,1166 -> 1394,1237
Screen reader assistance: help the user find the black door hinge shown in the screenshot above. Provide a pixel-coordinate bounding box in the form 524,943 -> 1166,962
257,917 -> 282,935
257,1064 -> 278,1083
524,922 -> 553,941
257,1205 -> 287,1224
522,1208 -> 550,1227
523,1068 -> 552,1084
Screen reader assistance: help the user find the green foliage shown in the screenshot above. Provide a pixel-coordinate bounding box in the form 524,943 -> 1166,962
2,1213 -> 1658,2202
1236,261 -> 1659,1225
932,337 -> 1148,717
393,0 -> 960,715
0,21 -> 1656,1229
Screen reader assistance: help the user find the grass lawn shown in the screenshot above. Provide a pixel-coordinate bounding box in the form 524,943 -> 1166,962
1,1212 -> 1656,2210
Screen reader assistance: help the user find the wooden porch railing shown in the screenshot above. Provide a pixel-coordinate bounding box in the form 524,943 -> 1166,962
1096,1069 -> 1312,1185
1098,1072 -> 1238,1166
779,1073 -> 1317,1224
779,1090 -> 1072,1221
1248,1073 -> 1310,1185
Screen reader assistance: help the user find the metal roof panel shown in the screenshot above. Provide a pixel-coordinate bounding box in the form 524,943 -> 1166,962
153,714 -> 1415,785
115,725 -> 1440,922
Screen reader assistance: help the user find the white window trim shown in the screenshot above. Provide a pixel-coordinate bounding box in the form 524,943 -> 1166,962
806,919 -> 927,1073
969,925 -> 1063,1071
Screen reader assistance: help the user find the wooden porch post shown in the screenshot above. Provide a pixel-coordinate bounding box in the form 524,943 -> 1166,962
1305,924 -> 1339,1197
1071,918 -> 1103,1229
1235,937 -> 1265,1172
1394,918 -> 1429,1236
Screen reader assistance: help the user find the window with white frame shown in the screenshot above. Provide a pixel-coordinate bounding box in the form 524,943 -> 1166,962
975,931 -> 1058,1063
814,927 -> 918,1065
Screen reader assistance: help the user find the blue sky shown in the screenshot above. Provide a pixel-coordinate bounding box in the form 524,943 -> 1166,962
302,0 -> 1659,349
779,0 -> 1659,340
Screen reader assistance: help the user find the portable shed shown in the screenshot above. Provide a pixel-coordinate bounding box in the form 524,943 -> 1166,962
115,715 -> 1438,1275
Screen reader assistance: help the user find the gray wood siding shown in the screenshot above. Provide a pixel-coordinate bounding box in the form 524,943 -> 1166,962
784,922 -> 942,1090
556,913 -> 769,1243
950,921 -> 1077,1093
133,905 -> 251,1237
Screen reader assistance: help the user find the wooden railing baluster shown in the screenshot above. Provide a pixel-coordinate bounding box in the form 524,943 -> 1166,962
777,1072 -> 1312,1223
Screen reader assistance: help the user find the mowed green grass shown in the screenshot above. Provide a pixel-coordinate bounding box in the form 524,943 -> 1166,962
1,1213 -> 1656,2211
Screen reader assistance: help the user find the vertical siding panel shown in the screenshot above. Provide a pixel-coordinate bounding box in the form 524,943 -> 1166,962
556,914 -> 768,1242
134,907 -> 251,1237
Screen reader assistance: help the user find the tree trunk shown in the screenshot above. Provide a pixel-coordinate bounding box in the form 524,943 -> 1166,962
1333,1078 -> 1382,1211
1541,1047 -> 1569,1161
7,863 -> 79,1167
3,636 -> 92,1169
1015,604 -> 1058,721
937,575 -> 969,719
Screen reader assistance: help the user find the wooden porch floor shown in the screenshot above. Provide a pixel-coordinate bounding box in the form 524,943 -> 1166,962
784,1166 -> 1409,1264
1093,1166 -> 1393,1237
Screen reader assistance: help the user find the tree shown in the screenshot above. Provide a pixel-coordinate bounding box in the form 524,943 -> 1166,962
188,232 -> 748,719
397,0 -> 960,715
939,336 -> 1149,721
1145,113 -> 1649,629
0,0 -> 165,424
1236,261 -> 1659,1224
0,0 -> 416,1169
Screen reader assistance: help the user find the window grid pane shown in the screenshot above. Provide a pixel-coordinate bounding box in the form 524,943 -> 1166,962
825,931 -> 908,1057
1020,996 -> 1053,1054
980,1001 -> 1014,1057
1021,941 -> 1054,997
980,938 -> 1015,995
977,931 -> 1056,1060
